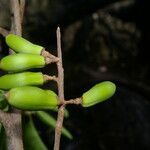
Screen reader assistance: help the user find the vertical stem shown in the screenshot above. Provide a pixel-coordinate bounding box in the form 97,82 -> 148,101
56,27 -> 64,102
0,0 -> 25,149
4,113 -> 24,150
10,0 -> 22,35
54,27 -> 65,150
0,109 -> 24,150
54,105 -> 65,150
2,1 -> 25,150
0,1 -> 25,149
19,0 -> 25,23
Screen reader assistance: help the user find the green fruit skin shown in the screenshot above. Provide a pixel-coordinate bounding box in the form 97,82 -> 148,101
0,72 -> 44,90
7,86 -> 58,110
0,53 -> 45,72
82,81 -> 116,107
6,34 -> 43,55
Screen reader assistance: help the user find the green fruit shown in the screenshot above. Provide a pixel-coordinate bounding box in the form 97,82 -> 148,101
6,34 -> 43,55
0,72 -> 44,90
0,54 -> 45,72
6,86 -> 58,110
82,81 -> 116,107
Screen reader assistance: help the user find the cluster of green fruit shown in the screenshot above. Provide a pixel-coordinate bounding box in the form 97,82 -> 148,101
0,34 -> 116,110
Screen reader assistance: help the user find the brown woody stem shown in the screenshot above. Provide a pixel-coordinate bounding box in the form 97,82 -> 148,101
0,27 -> 9,36
63,98 -> 82,105
0,1 -> 25,150
19,0 -> 25,23
0,110 -> 24,150
42,49 -> 59,63
43,75 -> 58,82
54,27 -> 65,150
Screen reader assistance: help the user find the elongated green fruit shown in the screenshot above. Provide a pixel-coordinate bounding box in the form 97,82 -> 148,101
0,72 -> 56,90
6,86 -> 58,110
82,81 -> 116,107
0,53 -> 45,72
0,72 -> 44,90
5,34 -> 59,63
6,34 -> 43,55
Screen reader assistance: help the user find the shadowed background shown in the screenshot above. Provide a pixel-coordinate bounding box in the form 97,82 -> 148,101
0,0 -> 150,149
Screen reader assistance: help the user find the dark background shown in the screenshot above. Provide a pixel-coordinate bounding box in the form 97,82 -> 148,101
0,0 -> 150,149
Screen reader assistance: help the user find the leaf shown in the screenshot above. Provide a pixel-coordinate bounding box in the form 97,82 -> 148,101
23,117 -> 48,150
0,124 -> 7,150
36,111 -> 73,139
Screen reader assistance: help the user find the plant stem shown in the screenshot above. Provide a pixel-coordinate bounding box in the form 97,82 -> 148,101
0,1 -> 25,150
56,27 -> 64,103
0,110 -> 24,150
10,0 -> 22,35
41,49 -> 59,62
19,0 -> 25,23
5,112 -> 23,150
0,27 -> 9,36
54,27 -> 65,150
43,75 -> 58,82
64,98 -> 82,105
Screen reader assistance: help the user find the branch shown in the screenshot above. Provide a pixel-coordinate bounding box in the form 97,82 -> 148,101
4,112 -> 24,150
19,0 -> 25,23
10,0 -> 22,35
54,105 -> 65,150
54,27 -> 65,150
56,27 -> 64,103
7,0 -> 24,148
0,110 -> 6,124
0,1 -> 25,150
0,109 -> 24,150
0,27 -> 9,36
64,98 -> 82,105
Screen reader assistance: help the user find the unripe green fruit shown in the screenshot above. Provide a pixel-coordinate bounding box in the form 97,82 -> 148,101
6,86 -> 58,110
0,53 -> 45,72
82,81 -> 116,107
0,72 -> 43,90
6,34 -> 43,55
